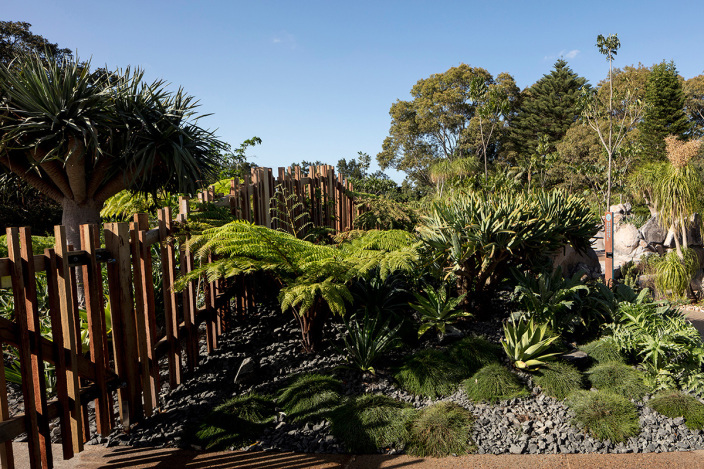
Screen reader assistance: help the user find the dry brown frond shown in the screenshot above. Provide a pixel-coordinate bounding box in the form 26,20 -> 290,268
665,136 -> 702,169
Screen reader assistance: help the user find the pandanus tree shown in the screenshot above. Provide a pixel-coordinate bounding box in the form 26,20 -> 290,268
178,223 -> 419,352
0,52 -> 223,248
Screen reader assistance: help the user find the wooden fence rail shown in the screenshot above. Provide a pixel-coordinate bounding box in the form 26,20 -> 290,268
0,165 -> 357,469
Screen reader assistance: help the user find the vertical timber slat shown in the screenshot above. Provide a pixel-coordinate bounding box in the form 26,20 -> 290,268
158,208 -> 181,387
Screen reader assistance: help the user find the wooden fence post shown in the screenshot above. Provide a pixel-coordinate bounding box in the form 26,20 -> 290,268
104,222 -> 142,427
6,228 -> 47,468
53,225 -> 84,454
178,198 -> 198,372
79,225 -> 111,437
158,208 -> 181,387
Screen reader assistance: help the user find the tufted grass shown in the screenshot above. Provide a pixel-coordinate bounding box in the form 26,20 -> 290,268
579,337 -> 624,365
393,348 -> 466,398
406,402 -> 476,457
462,363 -> 529,403
192,393 -> 276,450
587,362 -> 651,401
566,390 -> 640,442
329,394 -> 415,453
446,335 -> 502,375
648,390 -> 704,430
277,373 -> 343,422
533,361 -> 585,400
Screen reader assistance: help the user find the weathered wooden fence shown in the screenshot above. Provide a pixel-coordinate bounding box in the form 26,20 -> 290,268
0,201 -> 252,469
197,165 -> 357,233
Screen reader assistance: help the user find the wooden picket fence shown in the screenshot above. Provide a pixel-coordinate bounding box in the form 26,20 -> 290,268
197,165 -> 357,233
0,165 -> 358,469
0,201 -> 254,469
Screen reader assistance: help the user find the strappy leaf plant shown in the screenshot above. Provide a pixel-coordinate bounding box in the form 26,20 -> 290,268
177,222 -> 419,352
501,318 -> 561,370
511,267 -> 590,334
418,189 -> 597,300
337,312 -> 401,374
410,285 -> 469,338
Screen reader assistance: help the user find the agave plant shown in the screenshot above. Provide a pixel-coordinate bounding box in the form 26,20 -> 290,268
337,313 -> 401,374
410,285 -> 469,338
501,318 -> 560,370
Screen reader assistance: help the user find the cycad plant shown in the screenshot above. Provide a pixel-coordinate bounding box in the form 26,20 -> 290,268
178,223 -> 419,352
410,285 -> 469,338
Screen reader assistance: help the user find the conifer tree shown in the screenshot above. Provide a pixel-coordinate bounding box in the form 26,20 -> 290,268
508,59 -> 587,159
639,61 -> 689,160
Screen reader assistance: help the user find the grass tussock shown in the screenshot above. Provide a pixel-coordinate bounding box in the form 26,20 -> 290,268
277,373 -> 342,422
648,391 -> 704,430
192,393 -> 276,450
533,361 -> 584,400
393,348 -> 466,398
463,363 -> 529,403
587,362 -> 651,401
407,402 -> 475,457
566,390 -> 640,442
330,394 -> 415,453
579,337 -> 624,364
446,335 -> 502,375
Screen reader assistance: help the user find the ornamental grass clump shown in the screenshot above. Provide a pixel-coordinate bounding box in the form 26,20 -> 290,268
393,348 -> 466,398
192,393 -> 276,450
533,361 -> 585,400
330,394 -> 415,453
648,391 -> 704,430
463,363 -> 529,403
446,335 -> 502,375
407,402 -> 476,457
566,390 -> 640,442
277,373 -> 342,422
587,362 -> 651,401
579,336 -> 624,364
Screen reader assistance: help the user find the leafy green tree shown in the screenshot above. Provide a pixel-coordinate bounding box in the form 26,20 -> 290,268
684,73 -> 704,138
469,76 -> 511,181
0,21 -> 71,67
337,151 -> 398,197
508,59 -> 587,159
580,34 -> 644,209
376,64 -> 495,188
639,61 -> 689,160
0,52 -> 224,249
216,136 -> 261,181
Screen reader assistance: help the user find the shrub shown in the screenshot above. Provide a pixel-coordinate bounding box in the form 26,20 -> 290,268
463,363 -> 529,403
330,394 -> 415,453
446,336 -> 502,375
417,189 -> 598,297
192,394 -> 276,450
407,402 -> 476,457
338,312 -> 400,374
277,374 -> 342,422
655,249 -> 698,300
533,361 -> 585,399
587,362 -> 651,401
648,391 -> 704,430
393,349 -> 466,398
579,336 -> 624,364
511,267 -> 589,334
605,301 -> 704,392
501,318 -> 561,370
410,285 -> 469,338
566,390 -> 640,442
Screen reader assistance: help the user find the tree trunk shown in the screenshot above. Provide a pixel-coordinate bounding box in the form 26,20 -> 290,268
61,198 -> 103,251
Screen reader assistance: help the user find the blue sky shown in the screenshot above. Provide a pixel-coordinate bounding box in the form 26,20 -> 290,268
5,1 -> 704,181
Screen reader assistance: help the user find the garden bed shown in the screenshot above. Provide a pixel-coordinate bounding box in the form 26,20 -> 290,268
82,301 -> 704,456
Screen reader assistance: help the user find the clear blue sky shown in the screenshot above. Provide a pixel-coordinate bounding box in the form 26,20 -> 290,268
5,1 -> 704,181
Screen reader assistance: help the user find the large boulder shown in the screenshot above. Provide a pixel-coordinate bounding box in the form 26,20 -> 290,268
609,203 -> 632,215
614,223 -> 642,254
639,216 -> 667,245
553,245 -> 601,278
